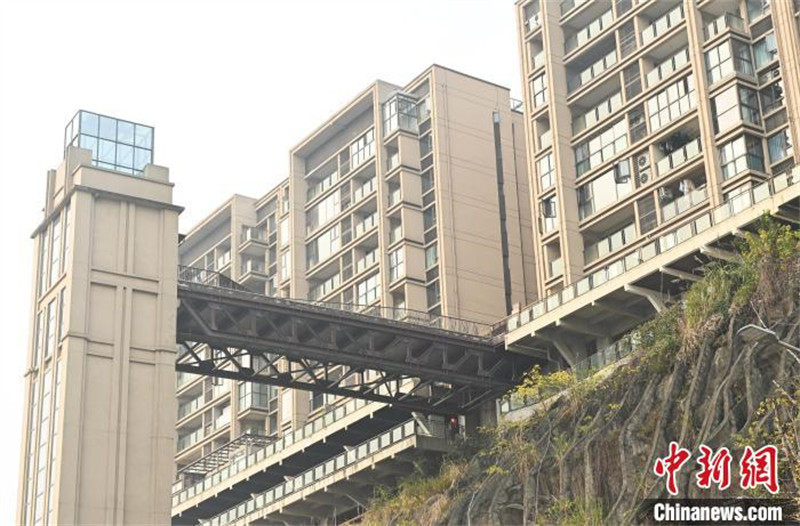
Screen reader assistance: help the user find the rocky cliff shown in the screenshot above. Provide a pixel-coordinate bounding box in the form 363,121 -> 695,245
361,220 -> 800,526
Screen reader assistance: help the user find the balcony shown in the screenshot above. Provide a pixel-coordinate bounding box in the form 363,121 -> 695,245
585,223 -> 637,264
641,4 -> 685,46
656,137 -> 702,176
241,226 -> 268,244
661,186 -> 708,222
548,257 -> 563,278
704,13 -> 745,42
216,251 -> 231,271
177,429 -> 203,452
205,419 -> 453,526
568,50 -> 617,94
354,213 -> 377,238
504,170 -> 797,334
565,9 -> 614,55
646,47 -> 690,88
178,396 -> 204,421
240,259 -> 267,276
353,177 -> 376,203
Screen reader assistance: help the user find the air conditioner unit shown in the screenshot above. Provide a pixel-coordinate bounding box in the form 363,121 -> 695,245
637,168 -> 650,185
613,163 -> 631,184
637,152 -> 650,168
658,187 -> 674,202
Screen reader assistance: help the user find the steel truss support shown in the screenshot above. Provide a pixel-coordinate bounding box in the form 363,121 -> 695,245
176,282 -> 540,414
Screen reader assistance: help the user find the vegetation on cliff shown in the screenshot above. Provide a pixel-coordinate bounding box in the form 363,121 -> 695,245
360,219 -> 800,525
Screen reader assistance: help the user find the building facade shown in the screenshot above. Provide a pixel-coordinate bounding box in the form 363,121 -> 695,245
508,0 -> 800,364
171,65 -> 535,524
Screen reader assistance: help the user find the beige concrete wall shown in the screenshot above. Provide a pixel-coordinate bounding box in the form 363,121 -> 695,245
19,146 -> 180,525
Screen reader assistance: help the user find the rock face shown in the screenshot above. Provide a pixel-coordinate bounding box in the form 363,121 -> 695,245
361,222 -> 800,526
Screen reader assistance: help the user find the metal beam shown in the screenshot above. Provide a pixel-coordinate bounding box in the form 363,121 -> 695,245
700,245 -> 739,263
591,299 -> 644,319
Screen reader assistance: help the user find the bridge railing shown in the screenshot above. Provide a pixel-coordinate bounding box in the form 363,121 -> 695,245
177,265 -> 492,338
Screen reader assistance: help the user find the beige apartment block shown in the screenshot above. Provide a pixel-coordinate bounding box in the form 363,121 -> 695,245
171,64 -> 535,525
509,0 -> 800,366
18,111 -> 180,525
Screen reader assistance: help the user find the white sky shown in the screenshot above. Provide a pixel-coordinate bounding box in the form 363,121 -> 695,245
0,0 -> 520,519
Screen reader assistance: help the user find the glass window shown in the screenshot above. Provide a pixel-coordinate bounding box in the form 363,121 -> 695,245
356,273 -> 380,305
350,129 -> 375,169
279,218 -> 290,246
541,197 -> 558,233
423,205 -> 437,231
767,129 -> 793,164
306,225 -> 340,268
425,243 -> 438,269
280,251 -> 291,281
712,84 -> 760,133
58,289 -> 67,340
45,301 -> 56,359
38,230 -> 49,296
577,161 -> 633,220
753,33 -> 778,70
49,216 -> 61,287
62,203 -> 71,274
646,74 -> 696,132
706,40 -> 753,85
306,192 -> 339,233
537,153 -> 555,191
389,249 -> 404,282
426,281 -> 441,307
575,118 -> 629,176
117,120 -> 135,145
719,134 -> 765,179
760,79 -> 784,114
383,94 -> 419,135
530,73 -> 548,107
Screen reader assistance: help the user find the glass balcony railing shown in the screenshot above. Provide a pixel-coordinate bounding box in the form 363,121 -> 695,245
549,257 -> 563,278
241,259 -> 266,275
203,419 -> 449,526
656,138 -> 702,175
177,429 -> 203,452
502,169 -> 797,334
241,227 -> 268,244
178,396 -> 204,420
646,47 -> 690,88
661,186 -> 708,222
704,13 -> 745,41
568,50 -> 617,93
173,398 -> 371,505
216,251 -> 231,270
641,4 -> 685,46
565,9 -> 614,54
353,177 -> 376,203
354,213 -> 377,238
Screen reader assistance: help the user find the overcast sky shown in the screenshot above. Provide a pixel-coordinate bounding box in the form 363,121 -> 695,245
0,0 -> 520,518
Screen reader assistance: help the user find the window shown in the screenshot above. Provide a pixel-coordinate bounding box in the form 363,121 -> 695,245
309,390 -> 325,412
280,390 -> 293,424
383,94 -> 419,135
58,289 -> 66,340
280,251 -> 291,281
423,205 -> 437,231
33,311 -> 43,367
537,153 -> 555,191
45,301 -> 56,359
356,273 -> 380,305
753,33 -> 778,70
49,216 -> 61,287
64,110 -> 153,174
389,249 -> 404,282
577,161 -> 633,220
350,129 -> 375,169
646,74 -> 696,132
575,118 -> 629,176
306,192 -> 340,233
719,135 -> 765,179
239,382 -> 271,410
38,230 -> 49,296
421,168 -> 434,193
62,203 -> 71,274
425,243 -> 438,269
767,130 -> 793,164
280,218 -> 290,246
574,92 -> 622,133
760,79 -> 784,114
426,281 -> 441,307
706,40 -> 753,85
712,84 -> 760,133
541,197 -> 558,233
306,225 -> 340,268
530,73 -> 548,108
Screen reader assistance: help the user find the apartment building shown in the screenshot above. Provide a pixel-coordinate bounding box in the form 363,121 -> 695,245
171,64 -> 535,525
509,0 -> 800,366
